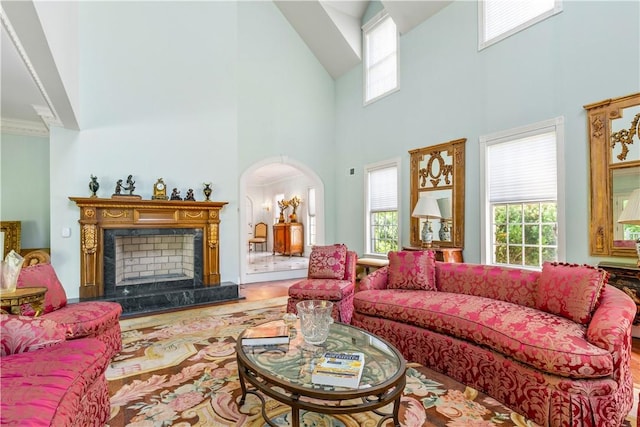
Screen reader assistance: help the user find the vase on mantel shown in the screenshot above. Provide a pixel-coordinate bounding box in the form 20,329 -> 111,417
203,183 -> 212,201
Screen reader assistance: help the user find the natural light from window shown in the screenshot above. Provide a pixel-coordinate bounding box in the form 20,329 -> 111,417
363,12 -> 398,105
365,161 -> 399,255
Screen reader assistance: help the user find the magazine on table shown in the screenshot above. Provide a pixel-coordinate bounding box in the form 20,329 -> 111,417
311,351 -> 365,388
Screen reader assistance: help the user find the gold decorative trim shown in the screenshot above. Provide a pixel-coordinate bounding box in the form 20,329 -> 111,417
184,211 -> 204,219
611,113 -> 640,161
81,224 -> 97,254
103,210 -> 128,219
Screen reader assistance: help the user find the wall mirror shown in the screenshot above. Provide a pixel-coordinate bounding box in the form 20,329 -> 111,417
585,92 -> 640,258
409,138 -> 466,248
0,221 -> 21,259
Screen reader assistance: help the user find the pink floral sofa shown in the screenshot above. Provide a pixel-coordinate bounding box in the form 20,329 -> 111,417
17,250 -> 122,360
352,250 -> 636,427
0,314 -> 111,426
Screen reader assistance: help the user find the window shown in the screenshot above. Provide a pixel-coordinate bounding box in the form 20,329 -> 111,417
307,187 -> 317,246
478,0 -> 562,49
365,160 -> 400,255
480,117 -> 565,268
363,12 -> 399,105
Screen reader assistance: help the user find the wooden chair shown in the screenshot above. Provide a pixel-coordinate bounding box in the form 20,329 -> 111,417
249,222 -> 268,252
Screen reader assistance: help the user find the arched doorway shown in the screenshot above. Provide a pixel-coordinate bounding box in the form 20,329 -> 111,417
239,157 -> 325,284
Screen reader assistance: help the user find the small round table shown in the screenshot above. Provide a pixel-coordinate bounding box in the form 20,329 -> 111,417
236,319 -> 406,427
0,287 -> 48,316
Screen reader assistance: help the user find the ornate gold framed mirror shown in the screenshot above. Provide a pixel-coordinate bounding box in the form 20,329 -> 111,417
585,92 -> 640,258
0,221 -> 21,259
409,138 -> 466,248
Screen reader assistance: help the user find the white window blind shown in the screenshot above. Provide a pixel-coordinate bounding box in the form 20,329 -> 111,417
308,187 -> 316,216
480,0 -> 561,49
369,166 -> 398,210
488,131 -> 557,203
363,13 -> 398,104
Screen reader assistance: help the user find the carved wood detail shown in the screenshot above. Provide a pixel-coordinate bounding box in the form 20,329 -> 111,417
69,197 -> 228,299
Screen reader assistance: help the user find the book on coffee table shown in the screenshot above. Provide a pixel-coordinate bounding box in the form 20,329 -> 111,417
311,351 -> 365,388
241,324 -> 290,346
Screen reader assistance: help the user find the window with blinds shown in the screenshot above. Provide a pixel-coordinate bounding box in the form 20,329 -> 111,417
307,187 -> 316,246
366,161 -> 400,255
363,12 -> 399,105
478,0 -> 562,50
480,117 -> 565,268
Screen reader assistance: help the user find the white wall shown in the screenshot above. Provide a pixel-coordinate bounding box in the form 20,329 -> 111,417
334,0 -> 640,264
0,132 -> 50,250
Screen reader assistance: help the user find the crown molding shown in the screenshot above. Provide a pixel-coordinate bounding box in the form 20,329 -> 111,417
0,5 -> 62,128
0,117 -> 49,137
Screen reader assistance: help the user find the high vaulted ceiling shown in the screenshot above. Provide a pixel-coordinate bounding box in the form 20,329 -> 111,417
0,0 -> 451,133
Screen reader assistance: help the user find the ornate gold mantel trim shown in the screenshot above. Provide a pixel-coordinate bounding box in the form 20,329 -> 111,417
69,197 -> 228,299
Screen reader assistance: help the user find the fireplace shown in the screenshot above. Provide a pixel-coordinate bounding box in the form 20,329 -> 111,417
70,197 -> 241,316
103,228 -> 203,298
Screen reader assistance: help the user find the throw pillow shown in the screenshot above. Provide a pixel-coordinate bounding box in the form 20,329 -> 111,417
536,262 -> 607,325
387,250 -> 436,291
17,263 -> 68,314
308,244 -> 348,279
0,314 -> 66,356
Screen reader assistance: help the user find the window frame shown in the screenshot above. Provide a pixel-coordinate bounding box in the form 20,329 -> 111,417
478,0 -> 563,50
307,187 -> 317,246
479,117 -> 566,268
364,158 -> 401,257
362,11 -> 400,106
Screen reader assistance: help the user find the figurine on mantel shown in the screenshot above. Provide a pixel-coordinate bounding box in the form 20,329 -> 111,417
124,175 -> 136,195
170,188 -> 182,200
185,189 -> 196,201
112,174 -> 141,198
113,179 -> 123,195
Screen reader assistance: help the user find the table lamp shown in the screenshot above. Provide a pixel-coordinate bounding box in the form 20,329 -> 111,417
437,197 -> 452,241
618,188 -> 640,267
412,196 -> 441,248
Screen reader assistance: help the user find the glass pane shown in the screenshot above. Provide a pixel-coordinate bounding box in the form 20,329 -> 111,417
494,224 -> 507,244
541,247 -> 557,263
541,203 -> 557,222
508,245 -> 522,265
524,247 -> 539,267
494,205 -> 507,223
541,224 -> 557,245
524,225 -> 539,245
494,244 -> 507,264
524,204 -> 540,222
508,204 -> 522,223
508,225 -> 522,244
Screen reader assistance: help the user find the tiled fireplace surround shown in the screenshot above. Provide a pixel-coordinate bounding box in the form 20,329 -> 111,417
69,198 -> 241,317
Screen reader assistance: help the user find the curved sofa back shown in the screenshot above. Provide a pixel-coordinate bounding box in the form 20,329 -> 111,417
435,262 -> 540,309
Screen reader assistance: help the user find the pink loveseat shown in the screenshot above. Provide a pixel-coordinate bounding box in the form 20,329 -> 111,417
352,251 -> 635,427
0,314 -> 111,426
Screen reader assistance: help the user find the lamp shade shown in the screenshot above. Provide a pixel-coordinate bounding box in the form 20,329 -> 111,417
412,196 -> 441,219
618,189 -> 640,225
437,197 -> 452,219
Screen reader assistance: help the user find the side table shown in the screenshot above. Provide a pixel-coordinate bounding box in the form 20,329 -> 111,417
0,287 -> 48,316
402,246 -> 464,263
598,262 -> 640,324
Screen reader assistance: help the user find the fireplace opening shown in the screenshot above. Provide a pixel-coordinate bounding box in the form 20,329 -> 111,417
104,228 -> 203,298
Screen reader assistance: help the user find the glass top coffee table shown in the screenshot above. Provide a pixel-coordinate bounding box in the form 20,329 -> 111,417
236,319 -> 406,427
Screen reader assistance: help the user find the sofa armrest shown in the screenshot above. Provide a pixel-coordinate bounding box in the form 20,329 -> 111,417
586,285 -> 636,352
1,314 -> 66,356
359,266 -> 389,291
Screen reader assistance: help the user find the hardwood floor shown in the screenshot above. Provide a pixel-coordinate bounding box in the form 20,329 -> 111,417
241,280 -> 640,388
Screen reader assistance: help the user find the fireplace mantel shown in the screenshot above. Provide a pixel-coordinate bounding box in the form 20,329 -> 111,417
69,197 -> 228,299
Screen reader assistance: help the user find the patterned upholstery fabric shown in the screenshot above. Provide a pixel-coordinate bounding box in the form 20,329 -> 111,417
536,262 -> 607,325
436,262 -> 540,308
1,314 -> 66,356
387,250 -> 436,291
308,244 -> 347,279
288,249 -> 357,324
17,263 -> 67,313
0,337 -> 110,426
353,260 -> 636,427
15,259 -> 123,360
354,289 -> 612,378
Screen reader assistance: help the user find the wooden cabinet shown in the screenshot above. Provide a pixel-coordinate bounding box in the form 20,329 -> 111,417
598,262 -> 640,324
273,223 -> 304,256
402,246 -> 464,263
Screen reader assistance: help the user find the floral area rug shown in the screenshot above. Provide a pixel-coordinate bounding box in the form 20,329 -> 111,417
107,297 -> 637,427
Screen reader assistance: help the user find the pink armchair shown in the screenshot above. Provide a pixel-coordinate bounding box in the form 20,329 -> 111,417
16,250 -> 122,360
287,244 -> 357,323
